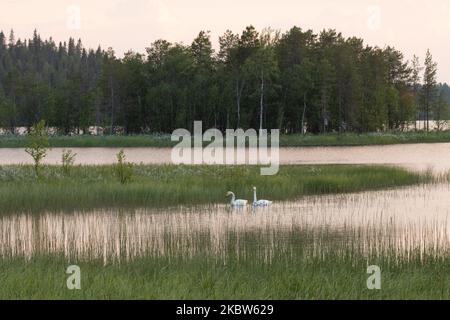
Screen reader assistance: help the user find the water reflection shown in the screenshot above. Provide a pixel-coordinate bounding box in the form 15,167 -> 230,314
2,143 -> 450,173
1,183 -> 450,263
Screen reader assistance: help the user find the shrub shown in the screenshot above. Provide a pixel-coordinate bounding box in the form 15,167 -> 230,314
115,150 -> 133,184
61,149 -> 77,175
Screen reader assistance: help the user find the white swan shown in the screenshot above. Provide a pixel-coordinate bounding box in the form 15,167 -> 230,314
226,191 -> 248,207
252,186 -> 272,207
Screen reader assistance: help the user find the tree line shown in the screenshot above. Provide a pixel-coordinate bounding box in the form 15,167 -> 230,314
0,27 -> 448,135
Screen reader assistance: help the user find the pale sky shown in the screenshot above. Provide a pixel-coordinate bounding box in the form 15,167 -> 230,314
1,0 -> 449,82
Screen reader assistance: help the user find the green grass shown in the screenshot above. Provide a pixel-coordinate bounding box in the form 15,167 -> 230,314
0,134 -> 176,148
1,251 -> 449,299
2,131 -> 450,148
0,164 -> 432,213
280,131 -> 450,146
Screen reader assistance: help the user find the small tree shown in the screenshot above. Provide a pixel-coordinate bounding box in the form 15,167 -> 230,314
115,149 -> 133,184
25,120 -> 49,177
62,149 -> 77,175
422,50 -> 438,132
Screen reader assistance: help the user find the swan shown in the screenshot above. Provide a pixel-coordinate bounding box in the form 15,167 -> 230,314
252,186 -> 272,207
226,191 -> 248,207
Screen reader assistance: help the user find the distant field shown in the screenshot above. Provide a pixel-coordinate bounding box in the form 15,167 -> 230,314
2,131 -> 450,148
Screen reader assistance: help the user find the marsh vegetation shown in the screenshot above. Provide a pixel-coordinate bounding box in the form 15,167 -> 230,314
2,184 -> 450,299
4,131 -> 450,148
0,164 -> 432,213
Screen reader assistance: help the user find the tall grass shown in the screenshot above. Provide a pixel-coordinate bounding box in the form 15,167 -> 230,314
1,247 -> 449,299
2,131 -> 450,148
0,164 -> 432,213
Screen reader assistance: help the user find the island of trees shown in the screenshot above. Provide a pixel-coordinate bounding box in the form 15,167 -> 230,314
0,27 -> 449,135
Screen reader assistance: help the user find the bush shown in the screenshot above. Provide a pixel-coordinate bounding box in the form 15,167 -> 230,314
61,149 -> 77,175
115,150 -> 133,184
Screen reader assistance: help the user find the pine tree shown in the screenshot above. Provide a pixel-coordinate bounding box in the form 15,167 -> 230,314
422,50 -> 438,132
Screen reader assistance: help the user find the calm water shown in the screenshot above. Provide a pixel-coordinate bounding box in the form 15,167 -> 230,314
2,183 -> 450,263
1,143 -> 450,172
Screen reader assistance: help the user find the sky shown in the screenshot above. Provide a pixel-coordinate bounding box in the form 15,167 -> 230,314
1,0 -> 449,82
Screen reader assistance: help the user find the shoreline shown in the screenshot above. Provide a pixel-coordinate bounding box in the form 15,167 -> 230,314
0,164 -> 431,213
2,131 -> 450,148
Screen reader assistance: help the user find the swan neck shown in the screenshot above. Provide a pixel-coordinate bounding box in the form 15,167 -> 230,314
230,193 -> 236,204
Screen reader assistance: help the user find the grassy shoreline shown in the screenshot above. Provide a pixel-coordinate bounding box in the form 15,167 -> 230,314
0,164 -> 432,213
2,131 -> 450,148
1,253 -> 449,299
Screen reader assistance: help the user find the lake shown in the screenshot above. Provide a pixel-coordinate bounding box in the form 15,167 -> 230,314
1,143 -> 450,172
2,183 -> 449,263
2,143 -> 449,265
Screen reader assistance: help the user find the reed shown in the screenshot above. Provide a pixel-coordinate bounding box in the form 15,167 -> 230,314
0,179 -> 447,299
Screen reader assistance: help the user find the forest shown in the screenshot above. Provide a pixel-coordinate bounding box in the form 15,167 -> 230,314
0,26 -> 449,135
